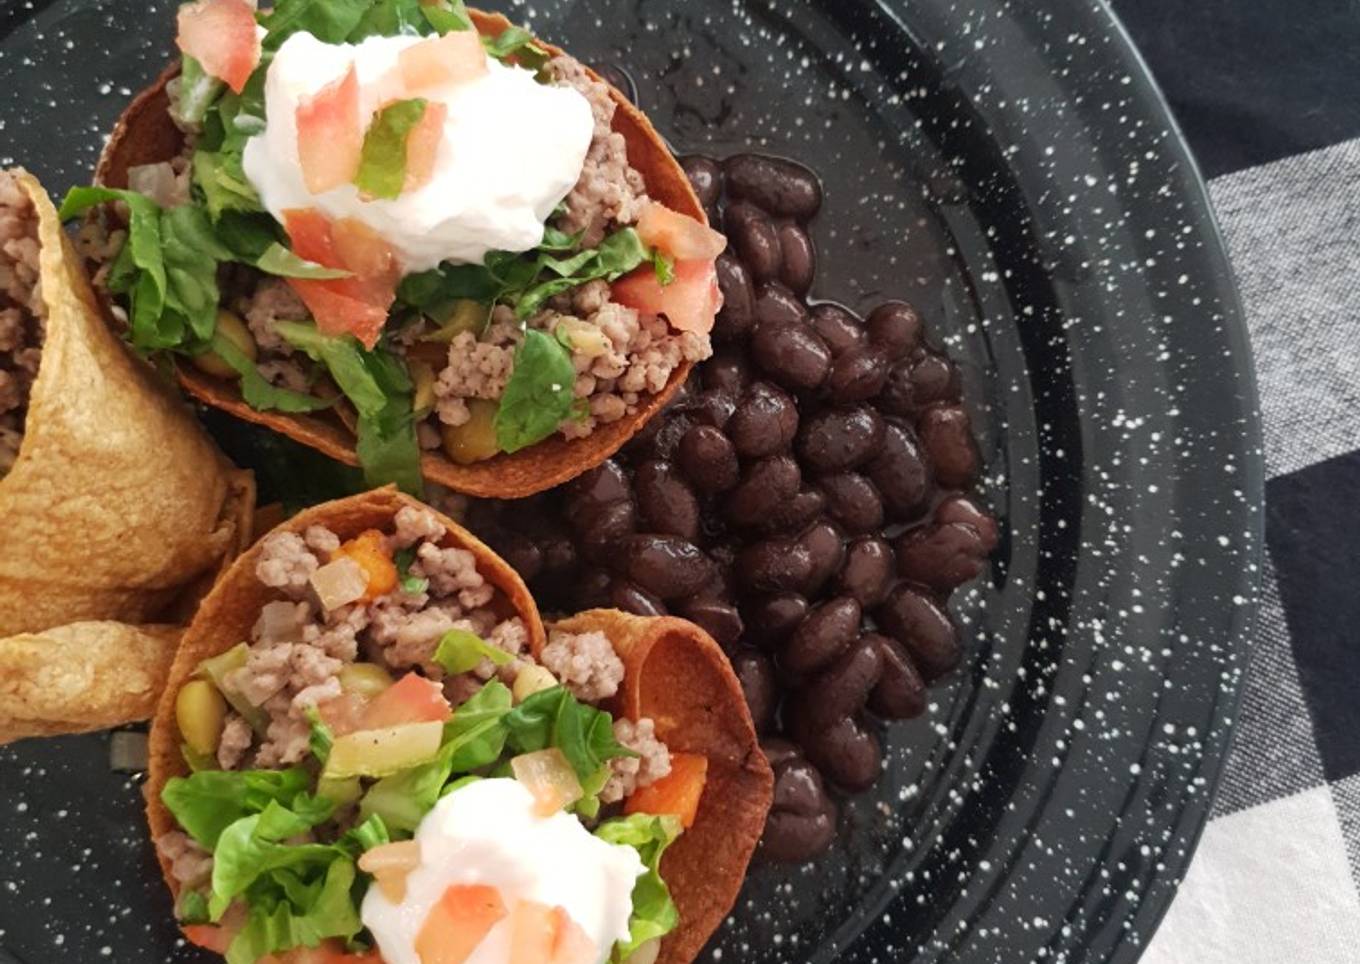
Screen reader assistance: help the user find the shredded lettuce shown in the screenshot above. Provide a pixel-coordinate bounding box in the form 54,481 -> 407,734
161,767 -> 313,849
259,0 -> 375,47
502,685 -> 635,783
226,858 -> 363,964
480,25 -> 551,71
354,98 -> 429,200
393,546 -> 428,594
595,814 -> 683,960
170,55 -> 226,130
433,628 -> 514,675
493,329 -> 576,454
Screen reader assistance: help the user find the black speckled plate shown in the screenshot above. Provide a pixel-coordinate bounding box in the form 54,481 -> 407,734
0,0 -> 1262,962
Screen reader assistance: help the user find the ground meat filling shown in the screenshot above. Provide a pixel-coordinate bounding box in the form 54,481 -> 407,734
0,170 -> 45,476
219,505 -> 670,785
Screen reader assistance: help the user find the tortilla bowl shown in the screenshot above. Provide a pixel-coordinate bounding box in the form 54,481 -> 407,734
549,609 -> 774,964
0,171 -> 255,636
96,10 -> 706,500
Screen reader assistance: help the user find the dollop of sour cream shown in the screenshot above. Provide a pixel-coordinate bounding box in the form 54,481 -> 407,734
242,32 -> 593,272
361,778 -> 644,964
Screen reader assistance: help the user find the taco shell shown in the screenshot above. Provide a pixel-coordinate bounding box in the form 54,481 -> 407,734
550,609 -> 774,964
96,10 -> 705,499
0,171 -> 254,636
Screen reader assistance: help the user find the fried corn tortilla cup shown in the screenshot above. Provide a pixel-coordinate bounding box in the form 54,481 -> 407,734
0,170 -> 254,742
95,9 -> 707,500
548,610 -> 775,964
143,488 -> 767,963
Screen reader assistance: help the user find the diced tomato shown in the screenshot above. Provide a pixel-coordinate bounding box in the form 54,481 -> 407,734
415,884 -> 507,964
398,30 -> 488,92
183,924 -> 232,954
267,942 -> 383,964
637,203 -> 727,261
317,691 -> 369,737
332,529 -> 399,600
176,0 -> 260,94
296,65 -> 363,195
508,902 -> 594,964
612,258 -> 723,335
624,752 -> 709,829
281,209 -> 398,349
360,672 -> 452,730
404,102 -> 447,193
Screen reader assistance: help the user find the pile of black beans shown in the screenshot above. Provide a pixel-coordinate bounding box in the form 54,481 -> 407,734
466,153 -> 997,862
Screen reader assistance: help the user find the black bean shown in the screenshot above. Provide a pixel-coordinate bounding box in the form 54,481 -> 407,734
878,357 -> 917,417
683,388 -> 736,430
724,154 -> 823,221
936,495 -> 999,552
799,519 -> 845,596
865,301 -> 923,359
798,635 -> 883,729
647,412 -> 694,463
759,739 -> 837,862
702,348 -> 751,395
794,712 -> 881,792
713,252 -> 756,341
810,303 -> 867,357
876,583 -> 961,681
727,381 -> 798,458
753,281 -> 809,328
610,579 -> 668,617
895,523 -> 990,592
680,155 -> 723,208
737,536 -> 815,594
836,536 -> 895,606
726,455 -> 801,527
918,405 -> 981,487
579,499 -> 637,565
681,598 -> 744,649
677,425 -> 739,494
732,649 -> 777,732
624,535 -> 714,600
866,421 -> 932,521
796,406 -> 885,473
777,221 -> 816,295
492,530 -> 543,583
538,534 -> 578,575
758,487 -> 827,536
825,344 -> 890,405
910,353 -> 962,406
622,410 -> 664,458
781,596 -> 861,675
750,321 -> 832,392
819,472 -> 885,535
725,201 -> 783,282
634,460 -> 700,541
743,592 -> 809,649
574,568 -> 614,610
867,633 -> 927,720
566,459 -> 630,520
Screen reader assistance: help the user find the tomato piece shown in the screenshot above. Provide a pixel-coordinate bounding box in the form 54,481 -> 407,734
182,924 -> 231,953
508,901 -> 595,964
281,209 -> 397,349
270,942 -> 383,963
612,259 -> 722,335
360,672 -> 452,730
415,884 -> 508,964
549,911 -> 595,964
176,0 -> 260,94
296,65 -> 363,195
317,691 -> 369,737
624,752 -> 709,829
404,102 -> 448,194
332,529 -> 399,600
398,30 -> 488,92
637,203 -> 726,261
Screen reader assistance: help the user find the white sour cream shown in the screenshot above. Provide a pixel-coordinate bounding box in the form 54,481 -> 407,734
242,32 -> 593,272
361,778 -> 643,964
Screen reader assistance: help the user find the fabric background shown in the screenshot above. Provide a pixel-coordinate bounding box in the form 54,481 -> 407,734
1111,1 -> 1360,958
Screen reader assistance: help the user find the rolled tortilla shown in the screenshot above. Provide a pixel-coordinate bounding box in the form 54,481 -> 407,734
0,170 -> 255,743
548,610 -> 774,964
95,9 -> 706,500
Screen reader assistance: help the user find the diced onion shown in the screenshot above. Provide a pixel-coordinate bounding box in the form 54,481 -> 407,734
309,557 -> 369,612
108,730 -> 149,772
511,748 -> 583,817
255,600 -> 305,643
127,162 -> 183,208
359,840 -> 422,904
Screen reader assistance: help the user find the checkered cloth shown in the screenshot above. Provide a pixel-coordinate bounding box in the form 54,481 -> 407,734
1141,137 -> 1360,963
